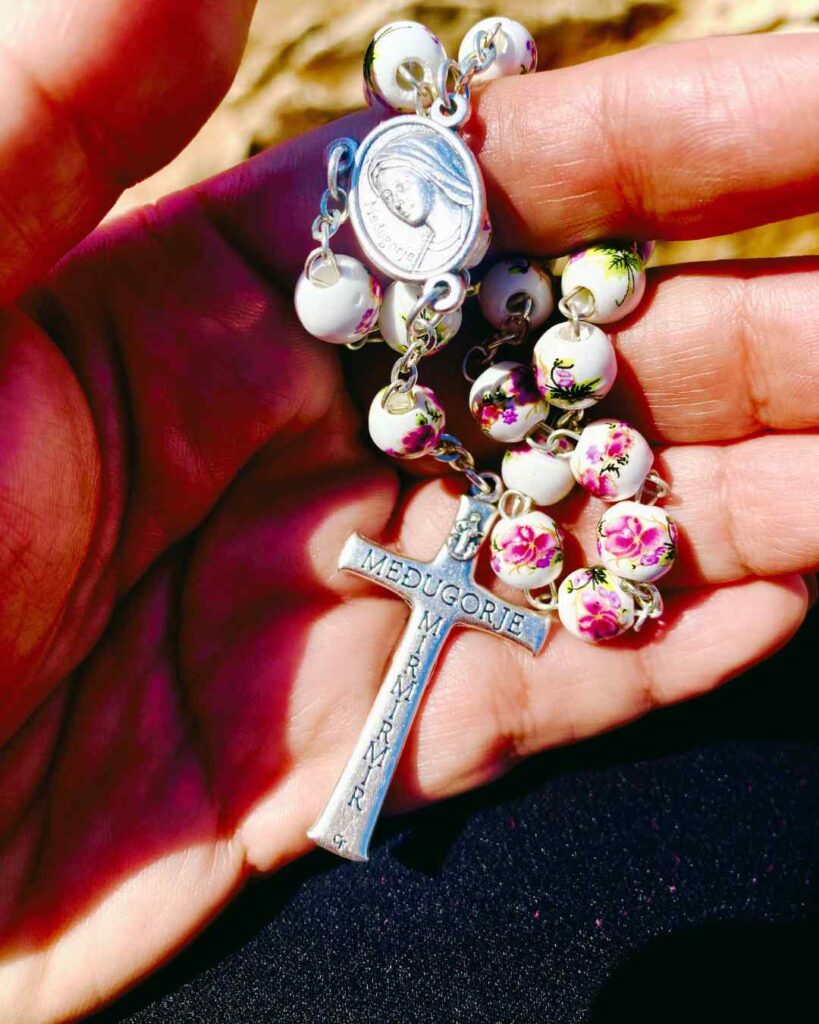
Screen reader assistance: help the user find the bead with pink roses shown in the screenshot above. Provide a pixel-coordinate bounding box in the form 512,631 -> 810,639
469,361 -> 549,443
489,510 -> 564,591
570,419 -> 654,501
557,566 -> 636,642
368,384 -> 445,459
596,501 -> 678,583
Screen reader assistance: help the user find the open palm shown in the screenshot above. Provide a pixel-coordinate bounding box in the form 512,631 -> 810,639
0,5 -> 817,1021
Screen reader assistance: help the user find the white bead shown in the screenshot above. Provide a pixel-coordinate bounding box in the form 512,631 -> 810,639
379,281 -> 462,354
469,361 -> 549,443
457,17 -> 537,81
596,501 -> 678,583
558,567 -> 635,642
368,385 -> 445,459
479,257 -> 554,329
571,419 -> 654,501
295,255 -> 382,345
501,442 -> 575,506
363,21 -> 448,113
561,244 -> 646,324
532,321 -> 617,410
489,511 -> 563,590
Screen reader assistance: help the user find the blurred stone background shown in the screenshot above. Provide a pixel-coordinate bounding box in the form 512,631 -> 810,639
112,0 -> 819,263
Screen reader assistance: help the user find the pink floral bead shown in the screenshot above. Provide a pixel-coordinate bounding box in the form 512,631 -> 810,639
469,360 -> 549,443
489,511 -> 563,591
570,419 -> 654,501
557,567 -> 635,642
596,501 -> 678,583
368,384 -> 445,459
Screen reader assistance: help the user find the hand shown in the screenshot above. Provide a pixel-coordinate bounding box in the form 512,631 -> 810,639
0,11 -> 816,1019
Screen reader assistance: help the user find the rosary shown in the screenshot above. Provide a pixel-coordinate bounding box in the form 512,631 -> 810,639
293,17 -> 678,861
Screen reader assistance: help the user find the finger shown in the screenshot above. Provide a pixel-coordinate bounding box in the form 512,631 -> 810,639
191,32 -> 819,290
9,144 -> 346,746
471,31 -> 819,253
603,258 -> 819,442
190,106 -> 380,289
0,0 -> 255,301
389,573 -> 809,810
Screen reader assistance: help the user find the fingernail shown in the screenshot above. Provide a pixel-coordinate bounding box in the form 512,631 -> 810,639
802,573 -> 818,609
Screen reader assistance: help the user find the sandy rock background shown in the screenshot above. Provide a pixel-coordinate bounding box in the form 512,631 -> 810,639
113,0 -> 819,264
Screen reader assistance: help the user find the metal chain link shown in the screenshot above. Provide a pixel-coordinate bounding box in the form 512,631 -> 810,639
380,339 -> 425,410
498,489 -> 533,520
414,79 -> 436,116
382,276 -> 469,405
620,581 -> 664,632
406,281 -> 448,339
406,22 -> 501,126
525,408 -> 585,459
525,582 -> 559,613
558,286 -> 596,339
462,293 -> 535,382
456,21 -> 502,92
394,59 -> 437,117
435,59 -> 463,115
432,434 -> 502,499
636,470 -> 671,506
304,137 -> 358,285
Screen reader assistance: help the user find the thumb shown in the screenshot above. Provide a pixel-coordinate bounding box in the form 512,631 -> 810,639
0,0 -> 256,302
0,0 -> 255,737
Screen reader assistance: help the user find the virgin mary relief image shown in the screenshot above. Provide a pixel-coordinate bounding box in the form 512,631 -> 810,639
350,118 -> 487,281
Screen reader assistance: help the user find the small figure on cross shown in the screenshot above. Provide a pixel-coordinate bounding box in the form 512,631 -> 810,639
447,508 -> 485,560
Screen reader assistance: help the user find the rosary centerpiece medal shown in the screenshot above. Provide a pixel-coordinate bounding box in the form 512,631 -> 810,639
347,113 -> 488,284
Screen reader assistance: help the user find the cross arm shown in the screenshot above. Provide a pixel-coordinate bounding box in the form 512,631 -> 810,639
444,572 -> 551,657
338,533 -> 431,601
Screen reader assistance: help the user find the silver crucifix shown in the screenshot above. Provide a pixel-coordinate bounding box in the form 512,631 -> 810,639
307,492 -> 550,862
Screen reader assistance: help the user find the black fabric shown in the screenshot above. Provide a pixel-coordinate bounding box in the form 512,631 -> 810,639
95,608 -> 817,1024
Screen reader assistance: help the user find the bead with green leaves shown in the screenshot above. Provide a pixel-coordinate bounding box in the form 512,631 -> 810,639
561,242 -> 649,324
